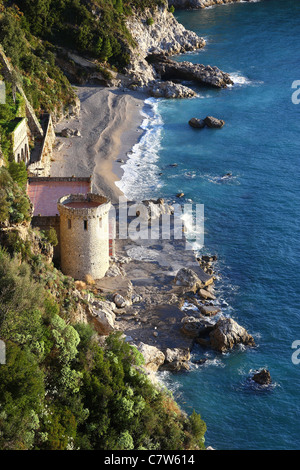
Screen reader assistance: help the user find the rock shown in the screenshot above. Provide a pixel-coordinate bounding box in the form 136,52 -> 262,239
149,80 -> 196,99
193,358 -> 207,365
137,342 -> 165,372
105,264 -> 125,277
252,369 -> 272,386
209,318 -> 255,352
174,268 -> 203,291
113,293 -> 127,309
202,255 -> 215,262
132,294 -> 143,304
164,347 -> 190,363
204,116 -> 225,128
199,288 -> 216,301
85,274 -> 95,286
141,199 -> 174,220
61,128 -> 74,137
169,0 -> 250,10
162,361 -> 190,372
200,305 -> 220,317
90,300 -> 116,335
189,118 -> 206,129
181,316 -> 214,338
73,129 -> 81,137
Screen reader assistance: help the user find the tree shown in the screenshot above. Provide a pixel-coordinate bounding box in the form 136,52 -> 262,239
8,161 -> 28,190
0,342 -> 45,450
101,38 -> 113,62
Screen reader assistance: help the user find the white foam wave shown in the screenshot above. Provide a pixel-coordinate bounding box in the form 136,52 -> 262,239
115,98 -> 164,201
229,72 -> 264,88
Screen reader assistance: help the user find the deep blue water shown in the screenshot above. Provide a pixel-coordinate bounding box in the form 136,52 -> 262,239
117,0 -> 300,450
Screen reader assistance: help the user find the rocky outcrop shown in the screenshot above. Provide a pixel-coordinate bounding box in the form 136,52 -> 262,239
149,80 -> 196,99
168,0 -> 252,9
149,55 -> 233,88
88,299 -> 117,335
133,198 -> 174,220
209,318 -> 255,352
127,5 -> 205,57
175,268 -> 204,292
124,3 -> 206,93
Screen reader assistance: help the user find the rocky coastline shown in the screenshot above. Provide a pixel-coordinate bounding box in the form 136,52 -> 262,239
55,3 -> 233,100
68,199 -> 256,377
51,3 -> 258,378
168,0 -> 253,9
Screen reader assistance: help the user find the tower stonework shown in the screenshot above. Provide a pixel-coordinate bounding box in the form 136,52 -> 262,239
58,193 -> 111,280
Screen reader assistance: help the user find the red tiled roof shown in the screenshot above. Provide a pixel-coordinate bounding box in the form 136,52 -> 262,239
27,178 -> 92,217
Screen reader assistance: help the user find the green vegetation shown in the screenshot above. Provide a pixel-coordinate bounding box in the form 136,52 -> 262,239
0,0 -> 168,113
0,245 -> 207,450
2,0 -> 167,70
0,2 -> 76,113
0,167 -> 31,225
146,17 -> 155,26
0,82 -> 24,163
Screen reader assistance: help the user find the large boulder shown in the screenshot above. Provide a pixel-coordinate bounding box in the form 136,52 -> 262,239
252,369 -> 272,386
174,268 -> 203,292
90,300 -> 116,335
200,305 -> 220,317
162,347 -> 191,371
181,316 -> 214,338
204,116 -> 225,128
189,118 -> 206,129
209,318 -> 255,352
137,342 -> 165,372
199,288 -> 216,301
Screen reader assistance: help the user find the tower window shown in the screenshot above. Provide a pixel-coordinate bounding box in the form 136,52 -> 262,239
84,220 -> 88,231
68,219 -> 72,229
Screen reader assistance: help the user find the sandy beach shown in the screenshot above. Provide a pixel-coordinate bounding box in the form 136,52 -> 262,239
51,86 -> 147,202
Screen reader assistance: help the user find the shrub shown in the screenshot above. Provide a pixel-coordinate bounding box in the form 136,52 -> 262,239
146,17 -> 154,26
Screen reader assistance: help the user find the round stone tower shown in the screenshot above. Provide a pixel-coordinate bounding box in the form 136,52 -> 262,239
58,193 -> 111,280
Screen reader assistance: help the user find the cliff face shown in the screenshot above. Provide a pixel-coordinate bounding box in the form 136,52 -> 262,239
125,5 -> 205,88
168,0 -> 251,8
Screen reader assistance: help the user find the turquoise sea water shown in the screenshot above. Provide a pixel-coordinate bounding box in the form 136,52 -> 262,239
117,0 -> 300,449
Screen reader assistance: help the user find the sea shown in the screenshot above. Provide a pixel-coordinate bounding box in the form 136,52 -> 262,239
116,0 -> 300,450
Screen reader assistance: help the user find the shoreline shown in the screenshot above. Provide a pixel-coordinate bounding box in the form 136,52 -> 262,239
51,86 -> 148,203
